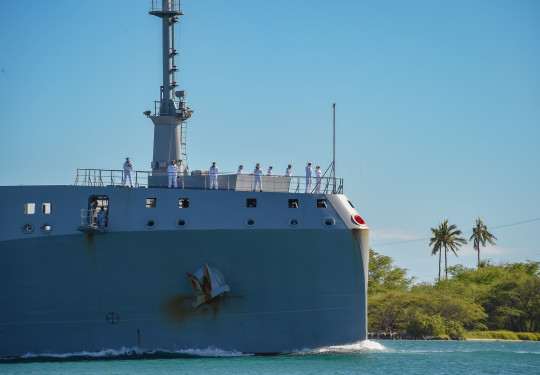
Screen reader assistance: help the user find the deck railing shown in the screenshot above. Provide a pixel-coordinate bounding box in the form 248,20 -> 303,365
149,0 -> 181,13
74,169 -> 344,194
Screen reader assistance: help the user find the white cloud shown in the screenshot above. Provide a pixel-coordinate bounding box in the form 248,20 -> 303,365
370,228 -> 426,242
457,244 -> 525,257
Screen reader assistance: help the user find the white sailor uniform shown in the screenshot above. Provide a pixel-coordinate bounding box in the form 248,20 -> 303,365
168,164 -> 179,188
253,167 -> 263,191
123,161 -> 133,187
209,165 -> 219,189
315,168 -> 322,193
305,165 -> 313,193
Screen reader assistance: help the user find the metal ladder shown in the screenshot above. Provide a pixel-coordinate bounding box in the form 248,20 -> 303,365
181,121 -> 188,170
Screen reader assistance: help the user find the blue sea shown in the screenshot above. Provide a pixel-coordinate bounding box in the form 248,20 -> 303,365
1,340 -> 538,375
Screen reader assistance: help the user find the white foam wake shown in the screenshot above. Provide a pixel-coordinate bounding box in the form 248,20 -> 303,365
294,340 -> 386,355
15,341 -> 386,360
20,346 -> 249,359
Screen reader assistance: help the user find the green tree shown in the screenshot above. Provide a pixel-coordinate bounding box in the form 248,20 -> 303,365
430,220 -> 467,280
479,265 -> 540,332
368,290 -> 412,332
469,218 -> 497,269
368,249 -> 414,295
444,261 -> 539,332
368,250 -> 414,332
407,313 -> 448,338
409,282 -> 487,330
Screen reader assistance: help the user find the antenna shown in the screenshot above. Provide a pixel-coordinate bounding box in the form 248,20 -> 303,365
332,103 -> 336,194
149,0 -> 184,116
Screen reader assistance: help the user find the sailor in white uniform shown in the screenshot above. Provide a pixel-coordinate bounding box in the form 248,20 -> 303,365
253,163 -> 263,192
305,162 -> 313,193
209,162 -> 219,190
315,165 -> 322,193
267,166 -> 273,176
123,157 -> 133,187
97,207 -> 107,228
285,164 -> 292,177
167,161 -> 179,188
237,165 -> 243,175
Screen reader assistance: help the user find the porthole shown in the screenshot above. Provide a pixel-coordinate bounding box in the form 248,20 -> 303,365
40,224 -> 52,234
22,224 -> 34,234
176,218 -> 187,228
323,217 -> 335,227
145,219 -> 156,229
289,219 -> 300,227
245,219 -> 255,227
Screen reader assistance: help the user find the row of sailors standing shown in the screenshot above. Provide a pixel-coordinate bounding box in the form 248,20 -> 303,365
167,160 -> 220,189
236,162 -> 322,193
130,158 -> 323,193
124,157 -> 183,189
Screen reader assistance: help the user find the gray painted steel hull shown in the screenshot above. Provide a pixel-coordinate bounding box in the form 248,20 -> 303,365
0,186 -> 368,356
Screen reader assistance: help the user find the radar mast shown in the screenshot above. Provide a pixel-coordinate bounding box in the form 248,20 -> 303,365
148,0 -> 193,186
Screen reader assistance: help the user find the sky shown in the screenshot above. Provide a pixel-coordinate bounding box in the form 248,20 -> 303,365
1,0 -> 539,282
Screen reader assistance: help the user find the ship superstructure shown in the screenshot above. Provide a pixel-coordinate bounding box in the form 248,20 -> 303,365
0,0 -> 369,357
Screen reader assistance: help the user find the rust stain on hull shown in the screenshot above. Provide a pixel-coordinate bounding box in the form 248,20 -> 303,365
85,233 -> 94,246
160,295 -> 243,325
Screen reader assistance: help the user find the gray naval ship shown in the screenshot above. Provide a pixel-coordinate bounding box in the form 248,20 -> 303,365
0,1 -> 369,357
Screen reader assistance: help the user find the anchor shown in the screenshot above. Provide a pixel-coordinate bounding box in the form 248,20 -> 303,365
186,263 -> 230,308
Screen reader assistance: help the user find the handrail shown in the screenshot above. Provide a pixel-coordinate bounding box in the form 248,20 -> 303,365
150,0 -> 181,13
74,169 -> 344,194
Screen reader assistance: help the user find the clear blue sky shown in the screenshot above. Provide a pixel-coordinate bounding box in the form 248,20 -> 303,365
1,0 -> 539,282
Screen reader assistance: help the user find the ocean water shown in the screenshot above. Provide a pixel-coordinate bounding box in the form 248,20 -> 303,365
1,340 -> 538,375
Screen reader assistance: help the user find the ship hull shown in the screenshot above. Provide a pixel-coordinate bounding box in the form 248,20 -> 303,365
0,186 -> 368,356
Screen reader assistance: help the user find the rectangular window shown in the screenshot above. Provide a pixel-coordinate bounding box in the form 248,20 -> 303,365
146,198 -> 157,208
246,199 -> 257,208
42,202 -> 52,214
179,198 -> 189,208
288,199 -> 298,208
24,203 -> 35,215
317,199 -> 327,208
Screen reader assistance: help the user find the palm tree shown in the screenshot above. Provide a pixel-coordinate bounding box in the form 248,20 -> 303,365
430,220 -> 467,280
430,225 -> 443,282
469,218 -> 497,269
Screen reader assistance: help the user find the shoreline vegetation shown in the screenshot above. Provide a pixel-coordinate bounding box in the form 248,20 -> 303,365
368,330 -> 540,341
368,250 -> 539,341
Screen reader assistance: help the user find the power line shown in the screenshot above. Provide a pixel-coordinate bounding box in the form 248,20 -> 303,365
490,217 -> 540,230
372,217 -> 540,247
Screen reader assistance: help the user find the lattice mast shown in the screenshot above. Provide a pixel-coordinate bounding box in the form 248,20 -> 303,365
148,0 -> 193,178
